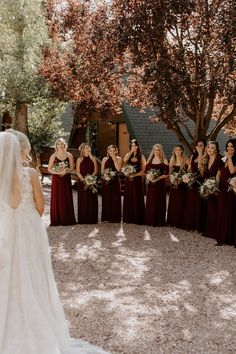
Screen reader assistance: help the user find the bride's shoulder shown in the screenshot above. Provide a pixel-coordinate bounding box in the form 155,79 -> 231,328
24,167 -> 40,182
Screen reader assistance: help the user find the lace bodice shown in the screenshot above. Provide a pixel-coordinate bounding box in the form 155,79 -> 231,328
19,168 -> 35,210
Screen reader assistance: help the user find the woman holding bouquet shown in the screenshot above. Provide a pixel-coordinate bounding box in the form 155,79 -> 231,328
145,144 -> 169,226
123,139 -> 146,225
48,138 -> 76,226
216,139 -> 236,246
182,140 -> 206,232
167,145 -> 188,228
202,140 -> 221,239
101,145 -> 122,222
76,143 -> 98,224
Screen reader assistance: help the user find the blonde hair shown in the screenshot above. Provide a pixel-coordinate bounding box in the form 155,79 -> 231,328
147,144 -> 166,164
54,138 -> 67,151
79,143 -> 91,158
6,129 -> 31,162
107,145 -> 118,157
170,145 -> 188,169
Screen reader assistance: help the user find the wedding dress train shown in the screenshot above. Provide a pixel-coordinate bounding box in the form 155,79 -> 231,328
0,168 -> 109,354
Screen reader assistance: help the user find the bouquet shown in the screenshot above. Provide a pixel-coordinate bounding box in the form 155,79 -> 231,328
146,168 -> 162,183
102,168 -> 116,183
199,177 -> 219,199
83,174 -> 98,193
182,172 -> 200,189
53,161 -> 68,173
122,164 -> 136,177
228,176 -> 236,194
169,171 -> 183,188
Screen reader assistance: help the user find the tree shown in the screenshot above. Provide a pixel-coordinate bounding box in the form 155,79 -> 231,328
40,0 -> 123,133
0,0 -> 49,134
110,0 -> 236,151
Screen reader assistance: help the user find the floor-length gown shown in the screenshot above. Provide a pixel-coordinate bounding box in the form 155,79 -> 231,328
216,162 -> 236,245
167,166 -> 187,229
203,157 -> 220,239
145,162 -> 169,227
182,159 -> 203,232
50,157 -> 76,226
101,157 -> 121,223
77,156 -> 98,224
123,160 -> 145,225
0,168 -> 109,354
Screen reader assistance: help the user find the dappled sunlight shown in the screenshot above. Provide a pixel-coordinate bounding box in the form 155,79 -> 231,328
207,270 -> 230,285
87,227 -> 99,238
168,230 -> 179,242
144,229 -> 151,240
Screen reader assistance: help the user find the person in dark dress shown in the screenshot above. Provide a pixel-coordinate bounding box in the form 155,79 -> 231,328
216,139 -> 236,246
167,145 -> 188,229
123,139 -> 146,225
145,144 -> 169,226
202,141 -> 220,239
182,139 -> 206,232
48,138 -> 76,226
101,145 -> 122,223
76,143 -> 98,224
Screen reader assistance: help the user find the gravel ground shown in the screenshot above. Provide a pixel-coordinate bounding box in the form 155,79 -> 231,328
43,181 -> 236,354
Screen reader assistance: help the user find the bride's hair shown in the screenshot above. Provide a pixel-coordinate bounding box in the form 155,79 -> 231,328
6,129 -> 31,163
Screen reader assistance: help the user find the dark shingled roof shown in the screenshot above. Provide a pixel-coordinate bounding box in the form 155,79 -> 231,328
122,102 -> 232,159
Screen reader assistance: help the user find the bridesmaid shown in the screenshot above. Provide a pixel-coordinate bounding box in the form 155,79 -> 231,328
123,139 -> 146,225
182,139 -> 206,232
216,139 -> 236,246
48,138 -> 76,226
76,143 -> 98,224
101,145 -> 122,223
167,145 -> 188,229
202,140 -> 221,239
145,144 -> 169,226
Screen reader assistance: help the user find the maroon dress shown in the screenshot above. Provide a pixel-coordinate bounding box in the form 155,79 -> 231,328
50,156 -> 76,226
182,159 -> 203,232
77,156 -> 98,224
167,165 -> 187,229
216,160 -> 236,245
145,162 -> 169,226
203,157 -> 220,239
123,160 -> 145,225
101,157 -> 121,223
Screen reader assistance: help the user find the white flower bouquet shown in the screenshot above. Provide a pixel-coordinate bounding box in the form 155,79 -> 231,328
199,177 -> 219,199
228,176 -> 236,194
53,161 -> 68,173
146,168 -> 162,183
83,174 -> 98,193
122,164 -> 136,177
182,172 -> 200,189
102,168 -> 116,183
169,171 -> 183,188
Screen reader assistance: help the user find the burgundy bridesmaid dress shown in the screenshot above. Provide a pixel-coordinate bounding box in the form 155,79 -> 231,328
167,165 -> 187,229
145,162 -> 169,226
182,159 -> 203,232
216,161 -> 236,245
101,157 -> 121,223
50,156 -> 76,226
123,160 -> 145,225
203,157 -> 220,239
77,156 -> 98,224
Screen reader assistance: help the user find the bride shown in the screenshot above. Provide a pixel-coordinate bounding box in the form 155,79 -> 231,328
0,130 -> 109,354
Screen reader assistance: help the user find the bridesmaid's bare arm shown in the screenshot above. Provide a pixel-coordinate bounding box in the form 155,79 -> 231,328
29,168 -> 44,216
92,156 -> 98,176
76,158 -> 84,182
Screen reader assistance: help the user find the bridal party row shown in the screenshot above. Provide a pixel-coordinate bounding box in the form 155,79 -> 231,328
48,138 -> 236,247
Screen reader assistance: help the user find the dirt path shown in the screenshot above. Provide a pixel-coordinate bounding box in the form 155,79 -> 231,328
43,184 -> 236,354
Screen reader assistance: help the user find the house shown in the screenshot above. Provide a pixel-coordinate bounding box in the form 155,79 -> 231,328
63,103 -> 232,160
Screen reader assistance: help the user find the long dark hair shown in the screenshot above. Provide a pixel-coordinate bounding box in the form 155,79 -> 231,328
192,139 -> 206,160
128,139 -> 142,162
226,138 -> 236,165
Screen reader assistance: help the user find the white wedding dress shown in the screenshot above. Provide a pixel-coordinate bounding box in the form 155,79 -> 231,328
0,167 -> 109,354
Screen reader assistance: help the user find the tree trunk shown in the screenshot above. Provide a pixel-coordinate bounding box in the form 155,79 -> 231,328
1,111 -> 12,131
15,102 -> 29,135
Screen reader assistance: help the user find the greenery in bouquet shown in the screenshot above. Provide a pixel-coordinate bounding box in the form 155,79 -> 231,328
53,161 -> 68,173
146,168 -> 162,183
121,164 -> 136,177
102,168 -> 116,183
182,172 -> 200,189
199,177 -> 219,199
83,174 -> 98,193
169,171 -> 183,188
228,176 -> 236,194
